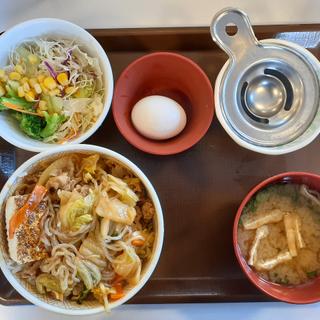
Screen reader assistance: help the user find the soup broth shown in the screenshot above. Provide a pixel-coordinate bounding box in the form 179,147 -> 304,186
238,183 -> 320,285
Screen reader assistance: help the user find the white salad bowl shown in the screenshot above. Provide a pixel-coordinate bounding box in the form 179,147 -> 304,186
0,18 -> 114,152
0,144 -> 164,315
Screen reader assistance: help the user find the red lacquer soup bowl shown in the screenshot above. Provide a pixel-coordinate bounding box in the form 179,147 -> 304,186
233,172 -> 320,304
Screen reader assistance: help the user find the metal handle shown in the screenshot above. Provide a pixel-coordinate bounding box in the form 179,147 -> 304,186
210,8 -> 259,61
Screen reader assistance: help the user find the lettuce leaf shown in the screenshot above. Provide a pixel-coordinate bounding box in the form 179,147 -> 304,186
5,80 -> 20,97
75,85 -> 94,98
41,94 -> 63,114
16,45 -> 39,76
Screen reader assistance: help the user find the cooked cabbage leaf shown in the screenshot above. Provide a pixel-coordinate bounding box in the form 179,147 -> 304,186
38,156 -> 75,185
36,274 -> 63,294
81,154 -> 100,174
75,257 -> 101,289
59,190 -> 94,231
79,236 -> 107,269
96,196 -> 136,225
112,246 -> 141,285
107,174 -> 139,207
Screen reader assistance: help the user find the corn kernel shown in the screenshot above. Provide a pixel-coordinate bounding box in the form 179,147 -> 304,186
0,69 -> 6,79
9,72 -> 21,81
37,74 -> 45,83
17,86 -> 25,97
43,76 -> 57,90
20,77 -> 29,84
28,54 -> 38,64
38,100 -> 47,111
65,86 -> 77,95
29,78 -> 38,88
49,88 -> 60,96
40,83 -> 49,94
57,72 -> 69,86
0,85 -> 5,97
23,82 -> 30,92
25,90 -> 35,102
14,64 -> 24,74
34,83 -> 42,94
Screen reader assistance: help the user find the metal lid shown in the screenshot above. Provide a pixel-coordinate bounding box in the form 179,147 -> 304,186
211,8 -> 320,147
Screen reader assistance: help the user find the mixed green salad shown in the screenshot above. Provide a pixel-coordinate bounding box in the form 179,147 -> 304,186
0,39 -> 104,143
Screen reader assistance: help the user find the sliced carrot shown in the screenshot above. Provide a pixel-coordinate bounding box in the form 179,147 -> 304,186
9,184 -> 47,239
109,282 -> 125,301
2,101 -> 44,117
109,291 -> 125,301
58,127 -> 77,144
131,239 -> 145,247
111,274 -> 123,285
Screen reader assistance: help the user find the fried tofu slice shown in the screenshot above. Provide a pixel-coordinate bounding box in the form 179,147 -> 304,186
294,215 -> 305,249
5,195 -> 48,264
255,251 -> 292,271
243,209 -> 284,230
284,213 -> 297,257
248,225 -> 269,266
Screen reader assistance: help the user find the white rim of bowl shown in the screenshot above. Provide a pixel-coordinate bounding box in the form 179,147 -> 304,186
0,144 -> 164,315
0,18 -> 114,152
215,39 -> 320,155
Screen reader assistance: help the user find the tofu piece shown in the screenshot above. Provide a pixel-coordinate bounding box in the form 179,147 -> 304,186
5,195 -> 48,264
243,209 -> 284,230
256,251 -> 292,271
284,214 -> 297,257
294,215 -> 305,249
248,225 -> 269,266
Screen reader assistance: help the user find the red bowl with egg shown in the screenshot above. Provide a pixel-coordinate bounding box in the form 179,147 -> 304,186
233,172 -> 320,304
112,52 -> 214,155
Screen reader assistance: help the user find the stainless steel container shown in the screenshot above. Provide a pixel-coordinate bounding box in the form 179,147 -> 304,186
211,8 -> 320,155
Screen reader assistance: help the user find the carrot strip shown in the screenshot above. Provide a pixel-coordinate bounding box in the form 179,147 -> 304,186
131,239 -> 145,247
9,184 -> 47,239
110,283 -> 125,301
109,291 -> 125,301
58,127 -> 77,144
2,101 -> 44,117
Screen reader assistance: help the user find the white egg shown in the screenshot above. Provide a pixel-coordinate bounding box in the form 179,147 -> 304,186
131,95 -> 187,140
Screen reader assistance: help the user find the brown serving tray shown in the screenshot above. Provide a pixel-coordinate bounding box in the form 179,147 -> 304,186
0,25 -> 320,306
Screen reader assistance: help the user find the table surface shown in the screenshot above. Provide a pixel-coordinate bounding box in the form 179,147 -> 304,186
1,0 -> 320,319
1,0 -> 320,31
1,303 -> 320,320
